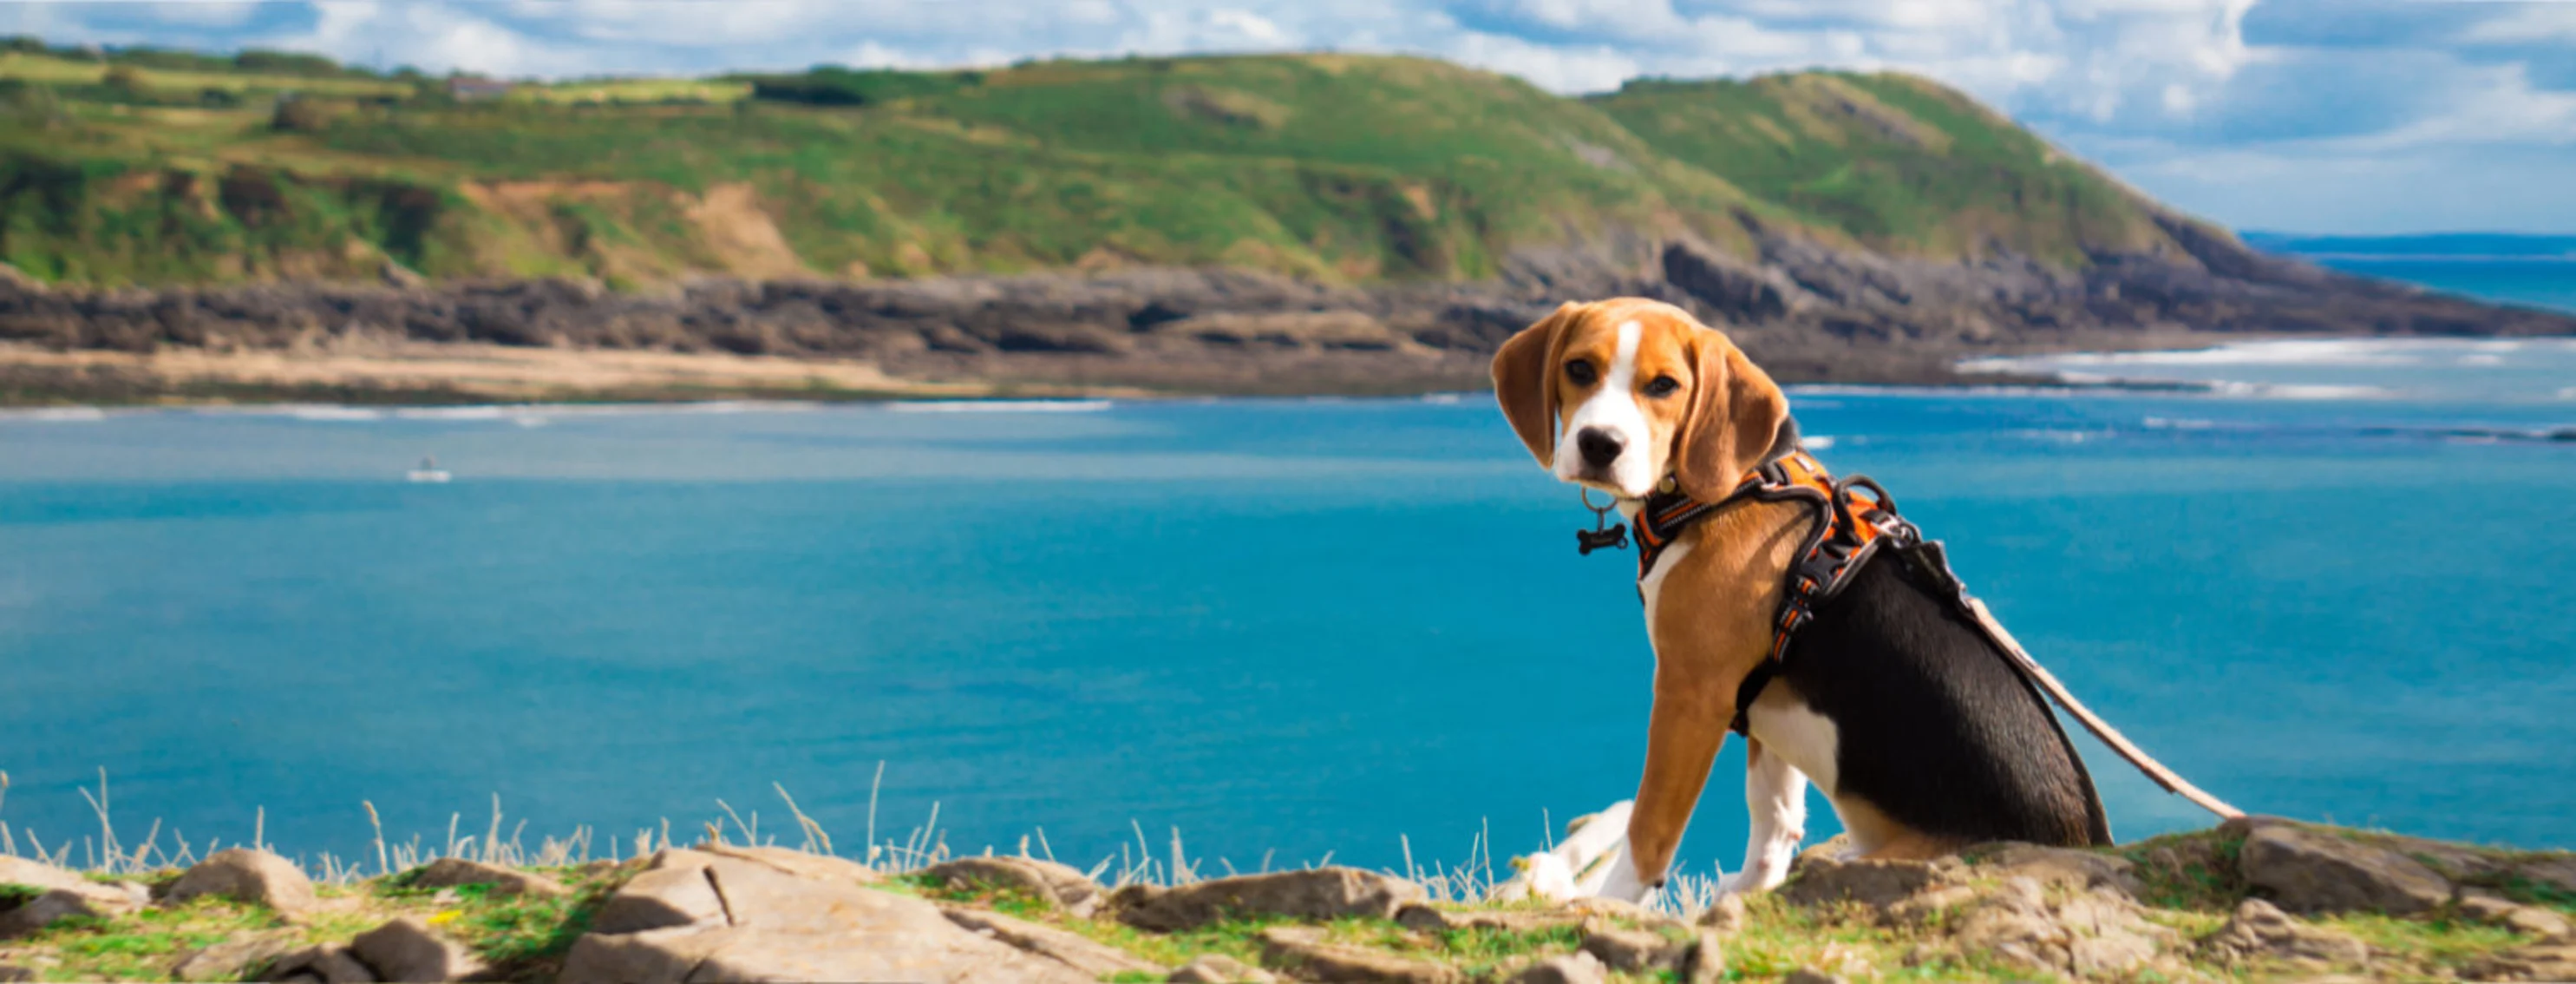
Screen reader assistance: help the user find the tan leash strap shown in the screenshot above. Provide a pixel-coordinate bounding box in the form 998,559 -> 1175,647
1964,597 -> 2246,821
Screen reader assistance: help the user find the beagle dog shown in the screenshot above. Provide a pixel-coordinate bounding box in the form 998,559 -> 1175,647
1492,298 -> 2104,902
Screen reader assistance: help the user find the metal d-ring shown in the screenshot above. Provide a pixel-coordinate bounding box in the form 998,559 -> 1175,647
1579,485 -> 1616,520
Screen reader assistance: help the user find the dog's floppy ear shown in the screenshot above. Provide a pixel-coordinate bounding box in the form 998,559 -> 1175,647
1672,330 -> 1792,501
1491,301 -> 1582,468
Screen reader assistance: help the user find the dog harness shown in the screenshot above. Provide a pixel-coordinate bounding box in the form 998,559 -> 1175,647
1594,445 -> 2245,823
1631,449 -> 1921,735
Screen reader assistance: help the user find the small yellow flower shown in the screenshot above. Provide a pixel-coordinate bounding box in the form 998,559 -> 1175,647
428,909 -> 461,927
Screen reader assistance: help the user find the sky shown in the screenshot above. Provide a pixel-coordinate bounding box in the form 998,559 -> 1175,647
6,0 -> 2574,235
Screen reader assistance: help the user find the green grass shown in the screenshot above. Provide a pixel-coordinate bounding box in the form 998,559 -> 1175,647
0,36 -> 2219,289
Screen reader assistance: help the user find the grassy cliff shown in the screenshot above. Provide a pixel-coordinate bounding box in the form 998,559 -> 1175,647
0,43 -> 2201,289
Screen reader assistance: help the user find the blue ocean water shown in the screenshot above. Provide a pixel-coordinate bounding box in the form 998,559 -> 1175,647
3,357 -> 2573,878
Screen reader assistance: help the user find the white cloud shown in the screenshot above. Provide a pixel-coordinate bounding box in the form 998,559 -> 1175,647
2458,3 -> 2576,45
1441,30 -> 1640,92
8,0 -> 2573,232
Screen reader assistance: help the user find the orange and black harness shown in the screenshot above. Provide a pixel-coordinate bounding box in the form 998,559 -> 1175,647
1630,449 -> 1921,736
1582,446 -> 2246,821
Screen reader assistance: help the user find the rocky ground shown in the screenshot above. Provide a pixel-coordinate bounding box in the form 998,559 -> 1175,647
3,816 -> 2572,982
6,221 -> 2573,405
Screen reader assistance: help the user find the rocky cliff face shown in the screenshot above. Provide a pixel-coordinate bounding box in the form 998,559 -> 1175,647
3,220 -> 2566,402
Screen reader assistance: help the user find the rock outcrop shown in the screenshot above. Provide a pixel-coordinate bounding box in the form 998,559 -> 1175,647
6,226 -> 2571,403
162,849 -> 320,921
1111,868 -> 1428,931
0,856 -> 144,940
922,856 -> 1102,916
2199,898 -> 2370,968
2238,824 -> 2454,915
557,849 -> 1094,984
407,857 -> 569,898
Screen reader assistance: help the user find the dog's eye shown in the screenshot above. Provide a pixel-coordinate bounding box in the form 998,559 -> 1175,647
1564,361 -> 1598,386
1642,375 -> 1680,397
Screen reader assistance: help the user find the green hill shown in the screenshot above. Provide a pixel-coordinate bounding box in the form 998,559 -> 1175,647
0,42 -> 2200,288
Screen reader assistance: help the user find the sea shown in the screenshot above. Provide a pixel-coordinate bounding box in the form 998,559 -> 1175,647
2,266 -> 2572,881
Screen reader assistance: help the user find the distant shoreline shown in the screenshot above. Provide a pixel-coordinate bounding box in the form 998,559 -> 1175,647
15,333 -> 2576,410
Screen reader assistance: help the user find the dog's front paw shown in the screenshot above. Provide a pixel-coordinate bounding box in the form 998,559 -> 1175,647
1590,850 -> 1657,903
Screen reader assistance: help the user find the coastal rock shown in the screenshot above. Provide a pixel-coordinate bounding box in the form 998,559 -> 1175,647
1940,876 -> 2175,978
1394,903 -> 1574,934
163,849 -> 320,921
696,842 -> 882,886
2459,891 -> 2574,940
2466,943 -> 2576,981
1578,923 -> 1685,973
269,944 -> 379,984
938,905 -> 1162,978
586,860 -> 726,935
558,848 -> 1090,984
923,856 -> 1101,915
350,917 -> 488,982
0,889 -> 114,940
1779,856 -> 1955,909
2516,856 -> 2576,895
1114,869 -> 1427,932
1167,953 -> 1279,982
1696,894 -> 1749,932
408,858 -> 568,898
0,856 -> 141,937
171,932 -> 297,982
1501,951 -> 1608,984
2239,825 -> 2451,915
2198,898 -> 2369,968
1971,843 -> 2143,896
1255,925 -> 1460,984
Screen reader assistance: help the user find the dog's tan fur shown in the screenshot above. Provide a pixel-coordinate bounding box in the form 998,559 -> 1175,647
1492,298 -> 1962,890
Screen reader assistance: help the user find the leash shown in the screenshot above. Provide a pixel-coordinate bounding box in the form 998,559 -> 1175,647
1573,459 -> 2246,823
1956,591 -> 2246,820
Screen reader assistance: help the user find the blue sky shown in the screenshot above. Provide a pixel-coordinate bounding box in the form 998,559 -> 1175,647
8,0 -> 2574,235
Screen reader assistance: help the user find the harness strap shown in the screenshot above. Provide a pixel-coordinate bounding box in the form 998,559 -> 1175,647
1629,451 -> 2245,823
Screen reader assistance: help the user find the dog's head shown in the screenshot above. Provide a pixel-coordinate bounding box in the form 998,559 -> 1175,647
1491,298 -> 1795,501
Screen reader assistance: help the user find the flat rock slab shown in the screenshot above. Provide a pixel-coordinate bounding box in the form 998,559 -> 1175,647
351,916 -> 489,982
1903,876 -> 2177,979
2198,898 -> 2369,968
1115,868 -> 1427,932
937,905 -> 1161,978
1578,924 -> 1685,973
1167,953 -> 1280,982
923,856 -> 1102,916
695,843 -> 881,887
271,943 -> 379,984
2239,825 -> 2452,915
1970,843 -> 2143,895
1501,951 -> 1608,984
1257,926 -> 1461,984
1780,856 -> 1956,910
165,849 -> 320,921
1393,903 -> 1578,935
0,856 -> 141,939
171,931 -> 298,982
2468,943 -> 2576,981
409,858 -> 567,898
559,849 -> 1092,984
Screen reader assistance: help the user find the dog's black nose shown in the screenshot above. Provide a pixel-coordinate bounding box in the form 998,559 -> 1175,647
1575,428 -> 1625,469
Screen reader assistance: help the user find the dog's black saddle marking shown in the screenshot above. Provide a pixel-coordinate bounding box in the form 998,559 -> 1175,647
1631,446 -> 2116,846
